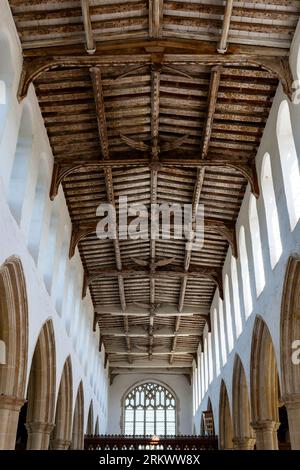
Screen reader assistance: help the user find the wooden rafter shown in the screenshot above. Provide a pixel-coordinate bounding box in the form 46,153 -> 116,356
50,157 -> 260,200
80,0 -> 96,54
98,326 -> 204,338
90,67 -> 132,364
72,217 -> 236,277
149,0 -> 163,39
84,265 -> 223,296
17,40 -> 293,101
171,64 -> 222,363
201,66 -> 222,159
148,61 -> 161,360
218,0 -> 234,54
94,303 -> 209,316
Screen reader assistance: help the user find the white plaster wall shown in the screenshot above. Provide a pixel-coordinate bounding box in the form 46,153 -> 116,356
107,374 -> 193,435
0,0 -> 108,434
193,22 -> 300,436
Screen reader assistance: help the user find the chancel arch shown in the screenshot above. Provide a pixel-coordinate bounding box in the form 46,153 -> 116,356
232,355 -> 255,450
218,380 -> 234,449
0,257 -> 28,449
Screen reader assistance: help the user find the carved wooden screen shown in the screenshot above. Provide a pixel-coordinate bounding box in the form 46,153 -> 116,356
124,383 -> 176,436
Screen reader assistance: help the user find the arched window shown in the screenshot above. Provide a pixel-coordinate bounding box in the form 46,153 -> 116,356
123,382 -> 177,436
218,300 -> 227,366
0,32 -> 14,144
7,104 -> 33,224
276,100 -> 300,230
231,257 -> 242,338
249,194 -> 265,296
239,226 -> 253,318
53,237 -> 69,316
261,153 -> 282,268
204,337 -> 208,391
212,308 -> 220,376
200,352 -> 205,398
27,158 -> 48,263
197,360 -> 202,401
207,332 -> 213,384
224,275 -> 234,352
64,266 -> 76,336
42,207 -> 59,294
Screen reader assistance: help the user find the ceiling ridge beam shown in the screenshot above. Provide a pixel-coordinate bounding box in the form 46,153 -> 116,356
80,0 -> 96,54
218,0 -> 234,54
148,61 -> 161,360
149,0 -> 163,39
90,66 -> 132,364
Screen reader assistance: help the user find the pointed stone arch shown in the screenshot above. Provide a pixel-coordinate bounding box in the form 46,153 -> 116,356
52,355 -> 73,450
232,355 -> 255,449
0,256 -> 28,449
219,380 -> 234,449
202,397 -> 215,437
71,381 -> 84,449
94,416 -> 100,435
250,316 -> 280,449
86,400 -> 94,435
280,256 -> 300,449
26,319 -> 56,449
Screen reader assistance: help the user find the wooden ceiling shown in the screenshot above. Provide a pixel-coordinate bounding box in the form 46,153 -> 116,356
10,1 -> 299,379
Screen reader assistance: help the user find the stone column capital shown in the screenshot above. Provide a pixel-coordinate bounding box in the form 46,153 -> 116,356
232,436 -> 256,450
52,438 -> 71,450
251,419 -> 280,432
0,394 -> 26,411
25,421 -> 55,435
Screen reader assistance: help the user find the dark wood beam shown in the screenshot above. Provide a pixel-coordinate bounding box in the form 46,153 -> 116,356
97,326 -> 204,337
149,0 -> 163,39
17,39 -> 293,101
80,0 -> 96,54
201,66 -> 222,159
148,61 -> 161,360
90,66 -> 132,364
49,157 -> 259,200
82,264 -> 223,299
218,0 -> 234,54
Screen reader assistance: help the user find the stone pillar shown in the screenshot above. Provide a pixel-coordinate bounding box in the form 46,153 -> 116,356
26,422 -> 55,450
52,438 -> 71,450
251,420 -> 280,450
283,393 -> 300,450
232,437 -> 256,450
0,395 -> 25,450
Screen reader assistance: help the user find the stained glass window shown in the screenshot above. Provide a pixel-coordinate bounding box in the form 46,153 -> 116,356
123,383 -> 176,436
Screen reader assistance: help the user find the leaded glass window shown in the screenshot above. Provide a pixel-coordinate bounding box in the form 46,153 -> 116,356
123,383 -> 177,436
